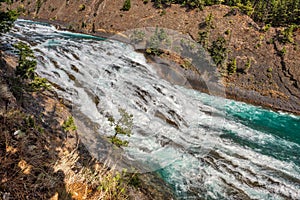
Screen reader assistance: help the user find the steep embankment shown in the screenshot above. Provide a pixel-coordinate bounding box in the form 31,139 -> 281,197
0,52 -> 174,200
7,0 -> 300,114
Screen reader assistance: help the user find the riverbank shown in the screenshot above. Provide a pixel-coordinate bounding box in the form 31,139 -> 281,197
6,0 -> 300,115
0,51 -> 175,199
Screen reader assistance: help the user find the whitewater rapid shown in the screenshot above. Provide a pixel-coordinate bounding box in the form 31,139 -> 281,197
3,19 -> 300,199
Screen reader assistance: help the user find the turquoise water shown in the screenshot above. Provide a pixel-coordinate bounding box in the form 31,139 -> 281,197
157,89 -> 300,199
193,91 -> 300,164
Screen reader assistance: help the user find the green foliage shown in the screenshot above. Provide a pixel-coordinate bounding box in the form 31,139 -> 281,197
198,13 -> 215,49
282,25 -> 298,43
108,108 -> 133,147
62,116 -> 77,132
25,115 -> 35,128
205,13 -> 214,28
13,42 -> 51,92
130,30 -> 145,43
121,0 -> 131,11
243,57 -> 251,73
235,2 -> 254,16
29,76 -> 51,91
224,29 -> 231,35
78,4 -> 85,11
181,58 -> 193,70
14,42 -> 37,80
152,0 -> 212,9
146,27 -> 170,55
97,171 -> 127,199
96,169 -> 140,199
151,0 -> 300,26
227,58 -> 237,75
160,9 -> 167,16
36,0 -> 42,14
208,36 -> 227,67
0,3 -> 18,34
279,46 -> 287,56
267,67 -> 273,73
198,31 -> 209,47
261,24 -> 271,32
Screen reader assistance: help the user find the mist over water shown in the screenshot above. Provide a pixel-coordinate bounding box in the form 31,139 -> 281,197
3,19 -> 300,199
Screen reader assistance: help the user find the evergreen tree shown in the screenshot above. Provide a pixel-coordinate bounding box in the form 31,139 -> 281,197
0,0 -> 18,34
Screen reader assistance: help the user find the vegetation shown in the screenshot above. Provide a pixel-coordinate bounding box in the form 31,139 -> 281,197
121,0 -> 131,11
35,0 -> 42,14
243,57 -> 251,73
10,42 -> 50,101
0,0 -> 18,34
62,116 -> 77,132
78,4 -> 85,11
198,13 -> 214,48
130,29 -> 145,43
108,108 -> 133,147
151,0 -> 300,26
281,25 -> 298,44
227,58 -> 237,75
267,67 -> 273,73
146,27 -> 170,55
208,36 -> 227,67
14,42 -> 37,80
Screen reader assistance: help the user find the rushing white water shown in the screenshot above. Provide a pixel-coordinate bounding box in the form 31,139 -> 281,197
3,19 -> 300,199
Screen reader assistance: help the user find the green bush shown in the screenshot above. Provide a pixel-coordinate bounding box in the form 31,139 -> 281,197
108,108 -> 133,147
79,4 -> 85,11
208,36 -> 227,67
261,24 -> 271,32
146,27 -> 170,56
244,58 -> 251,73
267,67 -> 273,73
282,25 -> 298,43
121,0 -> 131,11
227,58 -> 237,75
62,116 -> 77,132
14,42 -> 37,80
0,3 -> 18,34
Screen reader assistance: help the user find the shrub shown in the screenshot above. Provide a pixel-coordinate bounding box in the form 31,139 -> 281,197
79,4 -> 85,11
130,30 -> 145,43
243,57 -> 251,73
0,8 -> 18,34
146,27 -> 170,55
108,108 -> 133,147
62,116 -> 77,132
121,0 -> 131,11
282,25 -> 298,43
279,47 -> 287,56
227,58 -> 237,75
261,24 -> 271,32
208,36 -> 227,67
267,67 -> 273,73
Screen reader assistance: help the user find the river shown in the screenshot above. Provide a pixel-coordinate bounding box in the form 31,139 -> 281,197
3,19 -> 300,200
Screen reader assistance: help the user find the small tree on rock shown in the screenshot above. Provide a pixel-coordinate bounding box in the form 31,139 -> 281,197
108,108 -> 133,147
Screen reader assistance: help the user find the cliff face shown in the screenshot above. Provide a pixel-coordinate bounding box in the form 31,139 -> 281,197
7,0 -> 300,114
